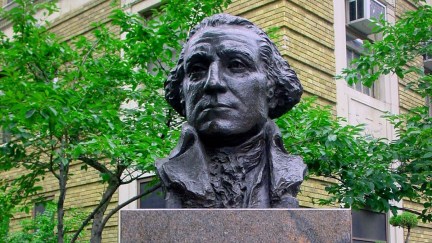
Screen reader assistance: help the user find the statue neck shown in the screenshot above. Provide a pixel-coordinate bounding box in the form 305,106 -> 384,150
197,122 -> 265,148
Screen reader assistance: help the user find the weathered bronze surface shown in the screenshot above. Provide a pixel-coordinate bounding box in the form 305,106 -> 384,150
157,13 -> 306,208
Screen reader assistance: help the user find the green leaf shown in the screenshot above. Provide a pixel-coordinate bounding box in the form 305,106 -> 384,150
422,152 -> 432,159
328,134 -> 337,142
48,106 -> 58,116
80,164 -> 88,171
25,109 -> 36,119
100,173 -> 110,182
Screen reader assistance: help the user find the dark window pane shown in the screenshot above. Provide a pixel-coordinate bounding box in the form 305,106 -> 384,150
363,86 -> 370,96
347,50 -> 352,64
34,202 -> 46,218
1,128 -> 11,143
357,0 -> 365,19
349,1 -> 357,21
139,181 -> 166,208
352,210 -> 387,241
355,81 -> 363,92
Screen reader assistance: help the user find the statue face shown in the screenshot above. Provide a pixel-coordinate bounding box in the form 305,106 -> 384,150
182,26 -> 269,143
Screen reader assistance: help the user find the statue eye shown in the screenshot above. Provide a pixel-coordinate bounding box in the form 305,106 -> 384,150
188,63 -> 208,81
227,59 -> 246,72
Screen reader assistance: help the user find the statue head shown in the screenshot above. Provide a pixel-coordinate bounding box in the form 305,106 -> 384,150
164,14 -> 302,144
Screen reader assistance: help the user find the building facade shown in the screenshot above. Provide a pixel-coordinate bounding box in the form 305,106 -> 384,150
1,0 -> 431,242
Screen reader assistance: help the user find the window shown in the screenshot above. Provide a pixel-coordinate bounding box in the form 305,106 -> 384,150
33,202 -> 47,218
346,35 -> 377,98
352,209 -> 388,242
347,0 -> 386,22
425,67 -> 432,116
349,0 -> 365,21
138,179 -> 165,208
3,0 -> 13,6
1,128 -> 10,144
427,96 -> 432,117
346,0 -> 386,35
424,53 -> 432,73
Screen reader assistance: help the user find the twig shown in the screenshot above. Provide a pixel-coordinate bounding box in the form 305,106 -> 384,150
100,183 -> 161,228
392,206 -> 422,216
78,156 -> 113,177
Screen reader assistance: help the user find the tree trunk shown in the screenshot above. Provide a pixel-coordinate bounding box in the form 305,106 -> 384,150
57,161 -> 68,243
405,227 -> 411,243
90,183 -> 118,243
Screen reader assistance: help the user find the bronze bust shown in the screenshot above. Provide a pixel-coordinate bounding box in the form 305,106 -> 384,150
156,13 -> 306,208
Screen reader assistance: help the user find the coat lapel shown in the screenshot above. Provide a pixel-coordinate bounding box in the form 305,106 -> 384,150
265,121 -> 307,203
156,124 -> 214,199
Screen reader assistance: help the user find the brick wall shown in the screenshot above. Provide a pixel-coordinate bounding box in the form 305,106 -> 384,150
49,0 -> 117,42
396,0 -> 426,112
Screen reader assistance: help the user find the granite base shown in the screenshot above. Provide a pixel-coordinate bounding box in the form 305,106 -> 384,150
120,209 -> 351,243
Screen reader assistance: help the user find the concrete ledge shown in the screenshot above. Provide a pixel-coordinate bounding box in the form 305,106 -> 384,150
120,209 -> 351,243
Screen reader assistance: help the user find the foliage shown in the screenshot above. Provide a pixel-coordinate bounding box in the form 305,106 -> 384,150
0,184 -> 44,242
6,202 -> 87,243
340,4 -> 432,96
278,98 -> 398,211
390,212 -> 419,243
386,108 -> 432,221
0,0 -> 230,242
390,212 -> 419,229
337,0 -> 432,222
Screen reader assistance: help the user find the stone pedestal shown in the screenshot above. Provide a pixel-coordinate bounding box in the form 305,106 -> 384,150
120,209 -> 351,243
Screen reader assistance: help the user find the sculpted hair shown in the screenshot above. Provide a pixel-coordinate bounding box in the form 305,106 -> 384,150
164,13 -> 302,119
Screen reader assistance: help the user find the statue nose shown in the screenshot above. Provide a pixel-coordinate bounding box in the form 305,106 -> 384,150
203,62 -> 227,93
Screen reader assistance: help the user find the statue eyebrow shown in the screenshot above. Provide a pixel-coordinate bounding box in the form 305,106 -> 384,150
218,47 -> 254,63
185,51 -> 210,68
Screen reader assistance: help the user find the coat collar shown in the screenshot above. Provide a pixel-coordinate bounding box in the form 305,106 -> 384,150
156,120 -> 307,204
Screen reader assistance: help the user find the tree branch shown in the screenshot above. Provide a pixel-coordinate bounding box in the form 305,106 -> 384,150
70,182 -> 161,243
100,183 -> 161,229
120,171 -> 146,185
78,156 -> 113,176
49,124 -> 60,180
69,182 -> 116,243
71,39 -> 100,86
392,205 -> 422,216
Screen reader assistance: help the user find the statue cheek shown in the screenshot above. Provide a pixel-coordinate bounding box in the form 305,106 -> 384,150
182,82 -> 202,118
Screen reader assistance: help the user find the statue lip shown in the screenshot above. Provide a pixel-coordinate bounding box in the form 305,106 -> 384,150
202,103 -> 232,112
